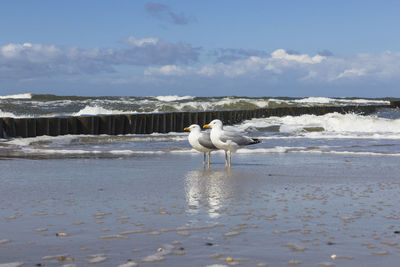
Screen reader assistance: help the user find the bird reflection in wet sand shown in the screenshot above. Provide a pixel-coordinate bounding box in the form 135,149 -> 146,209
184,169 -> 240,218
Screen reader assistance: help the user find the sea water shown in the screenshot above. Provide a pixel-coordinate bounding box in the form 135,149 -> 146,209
0,93 -> 399,158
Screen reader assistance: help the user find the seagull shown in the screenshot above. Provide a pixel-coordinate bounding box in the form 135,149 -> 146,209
203,119 -> 260,167
184,124 -> 218,168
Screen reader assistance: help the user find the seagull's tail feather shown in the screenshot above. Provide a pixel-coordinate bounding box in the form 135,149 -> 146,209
248,138 -> 261,145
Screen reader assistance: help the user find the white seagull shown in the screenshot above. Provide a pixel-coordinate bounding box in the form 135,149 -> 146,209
203,119 -> 260,167
184,124 -> 218,168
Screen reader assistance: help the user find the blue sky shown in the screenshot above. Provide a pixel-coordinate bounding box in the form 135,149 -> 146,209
1,0 -> 400,97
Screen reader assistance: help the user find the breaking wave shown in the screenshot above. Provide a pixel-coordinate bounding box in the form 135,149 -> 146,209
153,95 -> 194,102
238,112 -> 400,134
0,94 -> 393,118
0,93 -> 33,99
71,105 -> 132,116
0,108 -> 23,118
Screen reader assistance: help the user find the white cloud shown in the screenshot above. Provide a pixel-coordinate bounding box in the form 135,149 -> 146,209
0,43 -> 62,62
145,49 -> 324,78
144,49 -> 400,88
2,40 -> 400,96
271,49 -> 326,64
0,37 -> 199,79
125,36 -> 159,47
145,65 -> 186,76
336,68 -> 366,79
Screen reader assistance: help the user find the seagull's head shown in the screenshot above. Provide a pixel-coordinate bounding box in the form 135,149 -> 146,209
203,119 -> 223,129
184,124 -> 201,132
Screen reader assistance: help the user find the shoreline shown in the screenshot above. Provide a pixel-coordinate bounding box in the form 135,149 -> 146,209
1,153 -> 399,266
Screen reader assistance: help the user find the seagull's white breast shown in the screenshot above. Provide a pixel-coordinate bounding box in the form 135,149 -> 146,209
188,131 -> 212,153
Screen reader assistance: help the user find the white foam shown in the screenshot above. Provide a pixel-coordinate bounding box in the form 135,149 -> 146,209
6,135 -> 77,147
296,150 -> 400,157
4,133 -> 189,150
174,147 -> 290,154
71,105 -> 133,116
293,97 -> 389,105
238,113 -> 400,134
154,95 -> 194,102
236,147 -> 288,154
0,93 -> 32,99
151,97 -> 389,112
19,147 -> 167,155
0,108 -> 20,118
294,97 -> 333,104
260,133 -> 400,140
158,97 -> 274,112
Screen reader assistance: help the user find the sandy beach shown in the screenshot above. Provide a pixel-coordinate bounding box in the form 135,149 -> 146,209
1,152 -> 399,266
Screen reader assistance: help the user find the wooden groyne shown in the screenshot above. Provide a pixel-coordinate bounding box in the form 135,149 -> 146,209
1,102 -> 399,138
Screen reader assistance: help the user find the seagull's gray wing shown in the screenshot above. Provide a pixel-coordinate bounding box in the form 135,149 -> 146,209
219,131 -> 258,146
198,133 -> 218,150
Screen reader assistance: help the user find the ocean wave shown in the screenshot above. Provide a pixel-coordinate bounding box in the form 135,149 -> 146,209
0,93 -> 33,99
0,108 -> 24,118
154,95 -> 194,102
4,133 -> 187,147
293,97 -> 389,105
237,112 -> 400,134
71,105 -> 135,116
0,94 -> 394,118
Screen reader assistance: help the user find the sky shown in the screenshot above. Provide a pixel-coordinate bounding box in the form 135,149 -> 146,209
1,0 -> 400,97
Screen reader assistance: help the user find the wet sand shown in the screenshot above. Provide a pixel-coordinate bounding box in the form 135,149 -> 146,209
0,153 -> 400,266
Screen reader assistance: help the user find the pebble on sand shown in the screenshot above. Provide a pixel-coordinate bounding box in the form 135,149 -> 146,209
0,239 -> 11,245
224,231 -> 242,237
282,243 -> 307,252
140,255 -> 164,263
117,260 -> 138,267
373,251 -> 389,256
318,262 -> 335,267
42,254 -> 69,260
56,233 -> 68,237
88,255 -> 107,264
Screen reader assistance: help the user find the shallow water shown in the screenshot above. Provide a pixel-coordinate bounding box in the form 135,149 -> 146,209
1,153 -> 399,266
2,109 -> 400,159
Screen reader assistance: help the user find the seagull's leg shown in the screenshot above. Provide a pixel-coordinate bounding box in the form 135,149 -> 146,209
225,151 -> 228,167
229,151 -> 232,168
203,153 -> 206,168
208,152 -> 211,168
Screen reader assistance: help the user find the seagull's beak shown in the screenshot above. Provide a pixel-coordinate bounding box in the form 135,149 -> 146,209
203,124 -> 211,128
184,127 -> 190,131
